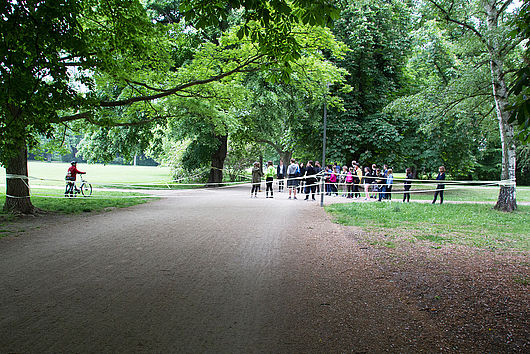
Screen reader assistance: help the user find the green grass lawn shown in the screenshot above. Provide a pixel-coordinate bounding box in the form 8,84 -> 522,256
326,202 -> 530,251
0,161 -> 173,188
333,182 -> 530,202
400,185 -> 530,202
0,186 -> 154,220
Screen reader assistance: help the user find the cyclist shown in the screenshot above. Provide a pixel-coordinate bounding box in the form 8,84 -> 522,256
65,161 -> 86,197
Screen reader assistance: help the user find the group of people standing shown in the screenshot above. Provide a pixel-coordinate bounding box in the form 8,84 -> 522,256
252,159 -> 321,200
324,162 -> 396,201
251,159 -> 447,204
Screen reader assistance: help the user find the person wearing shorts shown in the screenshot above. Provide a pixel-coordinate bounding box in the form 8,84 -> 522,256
287,158 -> 299,200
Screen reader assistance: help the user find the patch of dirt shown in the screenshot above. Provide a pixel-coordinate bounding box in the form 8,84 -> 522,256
340,226 -> 529,352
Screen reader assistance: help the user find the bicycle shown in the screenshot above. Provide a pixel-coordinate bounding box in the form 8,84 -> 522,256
65,175 -> 92,197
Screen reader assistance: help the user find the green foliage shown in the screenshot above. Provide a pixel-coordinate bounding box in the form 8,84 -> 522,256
326,0 -> 413,167
385,1 -> 524,180
180,0 -> 340,80
0,0 -> 91,164
508,0 -> 530,142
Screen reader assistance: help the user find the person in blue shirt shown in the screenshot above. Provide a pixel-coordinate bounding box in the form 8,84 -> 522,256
432,166 -> 446,204
379,168 -> 394,201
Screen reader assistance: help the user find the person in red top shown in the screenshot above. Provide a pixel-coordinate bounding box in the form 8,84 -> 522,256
65,161 -> 86,196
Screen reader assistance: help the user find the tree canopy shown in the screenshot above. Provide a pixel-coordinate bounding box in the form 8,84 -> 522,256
0,0 -> 527,213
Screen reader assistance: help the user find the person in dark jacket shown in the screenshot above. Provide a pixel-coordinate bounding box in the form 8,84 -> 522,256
432,166 -> 446,204
297,162 -> 305,194
363,166 -> 371,200
403,167 -> 413,202
277,160 -> 286,192
314,161 -> 322,196
304,161 -> 317,200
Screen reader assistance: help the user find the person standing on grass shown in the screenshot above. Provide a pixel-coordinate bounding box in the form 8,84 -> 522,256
276,160 -> 286,192
265,161 -> 275,198
287,158 -> 299,200
403,167 -> 413,202
65,161 -> 85,196
304,160 -> 317,201
251,162 -> 262,198
432,165 -> 446,204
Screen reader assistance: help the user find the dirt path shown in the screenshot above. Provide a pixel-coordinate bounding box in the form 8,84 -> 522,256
0,186 -> 528,352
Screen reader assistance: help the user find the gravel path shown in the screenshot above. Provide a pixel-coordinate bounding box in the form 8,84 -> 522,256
0,186 -> 527,352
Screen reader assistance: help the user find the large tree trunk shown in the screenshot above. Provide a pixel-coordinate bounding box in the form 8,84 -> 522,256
3,146 -> 35,214
485,2 -> 517,212
207,134 -> 228,186
280,151 -> 292,165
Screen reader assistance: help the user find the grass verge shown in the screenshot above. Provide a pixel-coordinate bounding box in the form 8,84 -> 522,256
0,188 -> 154,216
326,202 -> 530,251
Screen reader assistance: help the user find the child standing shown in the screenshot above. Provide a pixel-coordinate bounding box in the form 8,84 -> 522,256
340,165 -> 348,197
329,165 -> 339,196
345,167 -> 354,198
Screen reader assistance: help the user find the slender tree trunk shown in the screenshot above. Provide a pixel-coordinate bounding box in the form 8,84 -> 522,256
491,56 -> 517,211
207,134 -> 228,186
485,2 -> 517,211
3,146 -> 35,214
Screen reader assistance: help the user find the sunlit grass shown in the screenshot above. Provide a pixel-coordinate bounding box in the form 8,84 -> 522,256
326,202 -> 530,251
0,161 -> 172,188
0,187 -> 154,215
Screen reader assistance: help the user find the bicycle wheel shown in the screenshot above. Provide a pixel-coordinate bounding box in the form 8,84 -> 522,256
80,182 -> 92,197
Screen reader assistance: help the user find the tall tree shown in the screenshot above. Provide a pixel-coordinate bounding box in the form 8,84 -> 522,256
386,19 -> 498,178
507,0 -> 530,142
326,0 -> 412,165
426,0 -> 522,211
0,0 -> 339,213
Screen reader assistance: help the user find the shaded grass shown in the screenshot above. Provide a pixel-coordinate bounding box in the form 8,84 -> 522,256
0,187 -> 154,215
326,202 -> 530,251
404,186 -> 530,202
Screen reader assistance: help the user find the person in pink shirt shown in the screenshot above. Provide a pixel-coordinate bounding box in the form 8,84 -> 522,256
327,165 -> 338,196
345,167 -> 354,198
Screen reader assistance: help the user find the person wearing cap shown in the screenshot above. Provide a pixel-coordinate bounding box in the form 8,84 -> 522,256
65,161 -> 85,196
